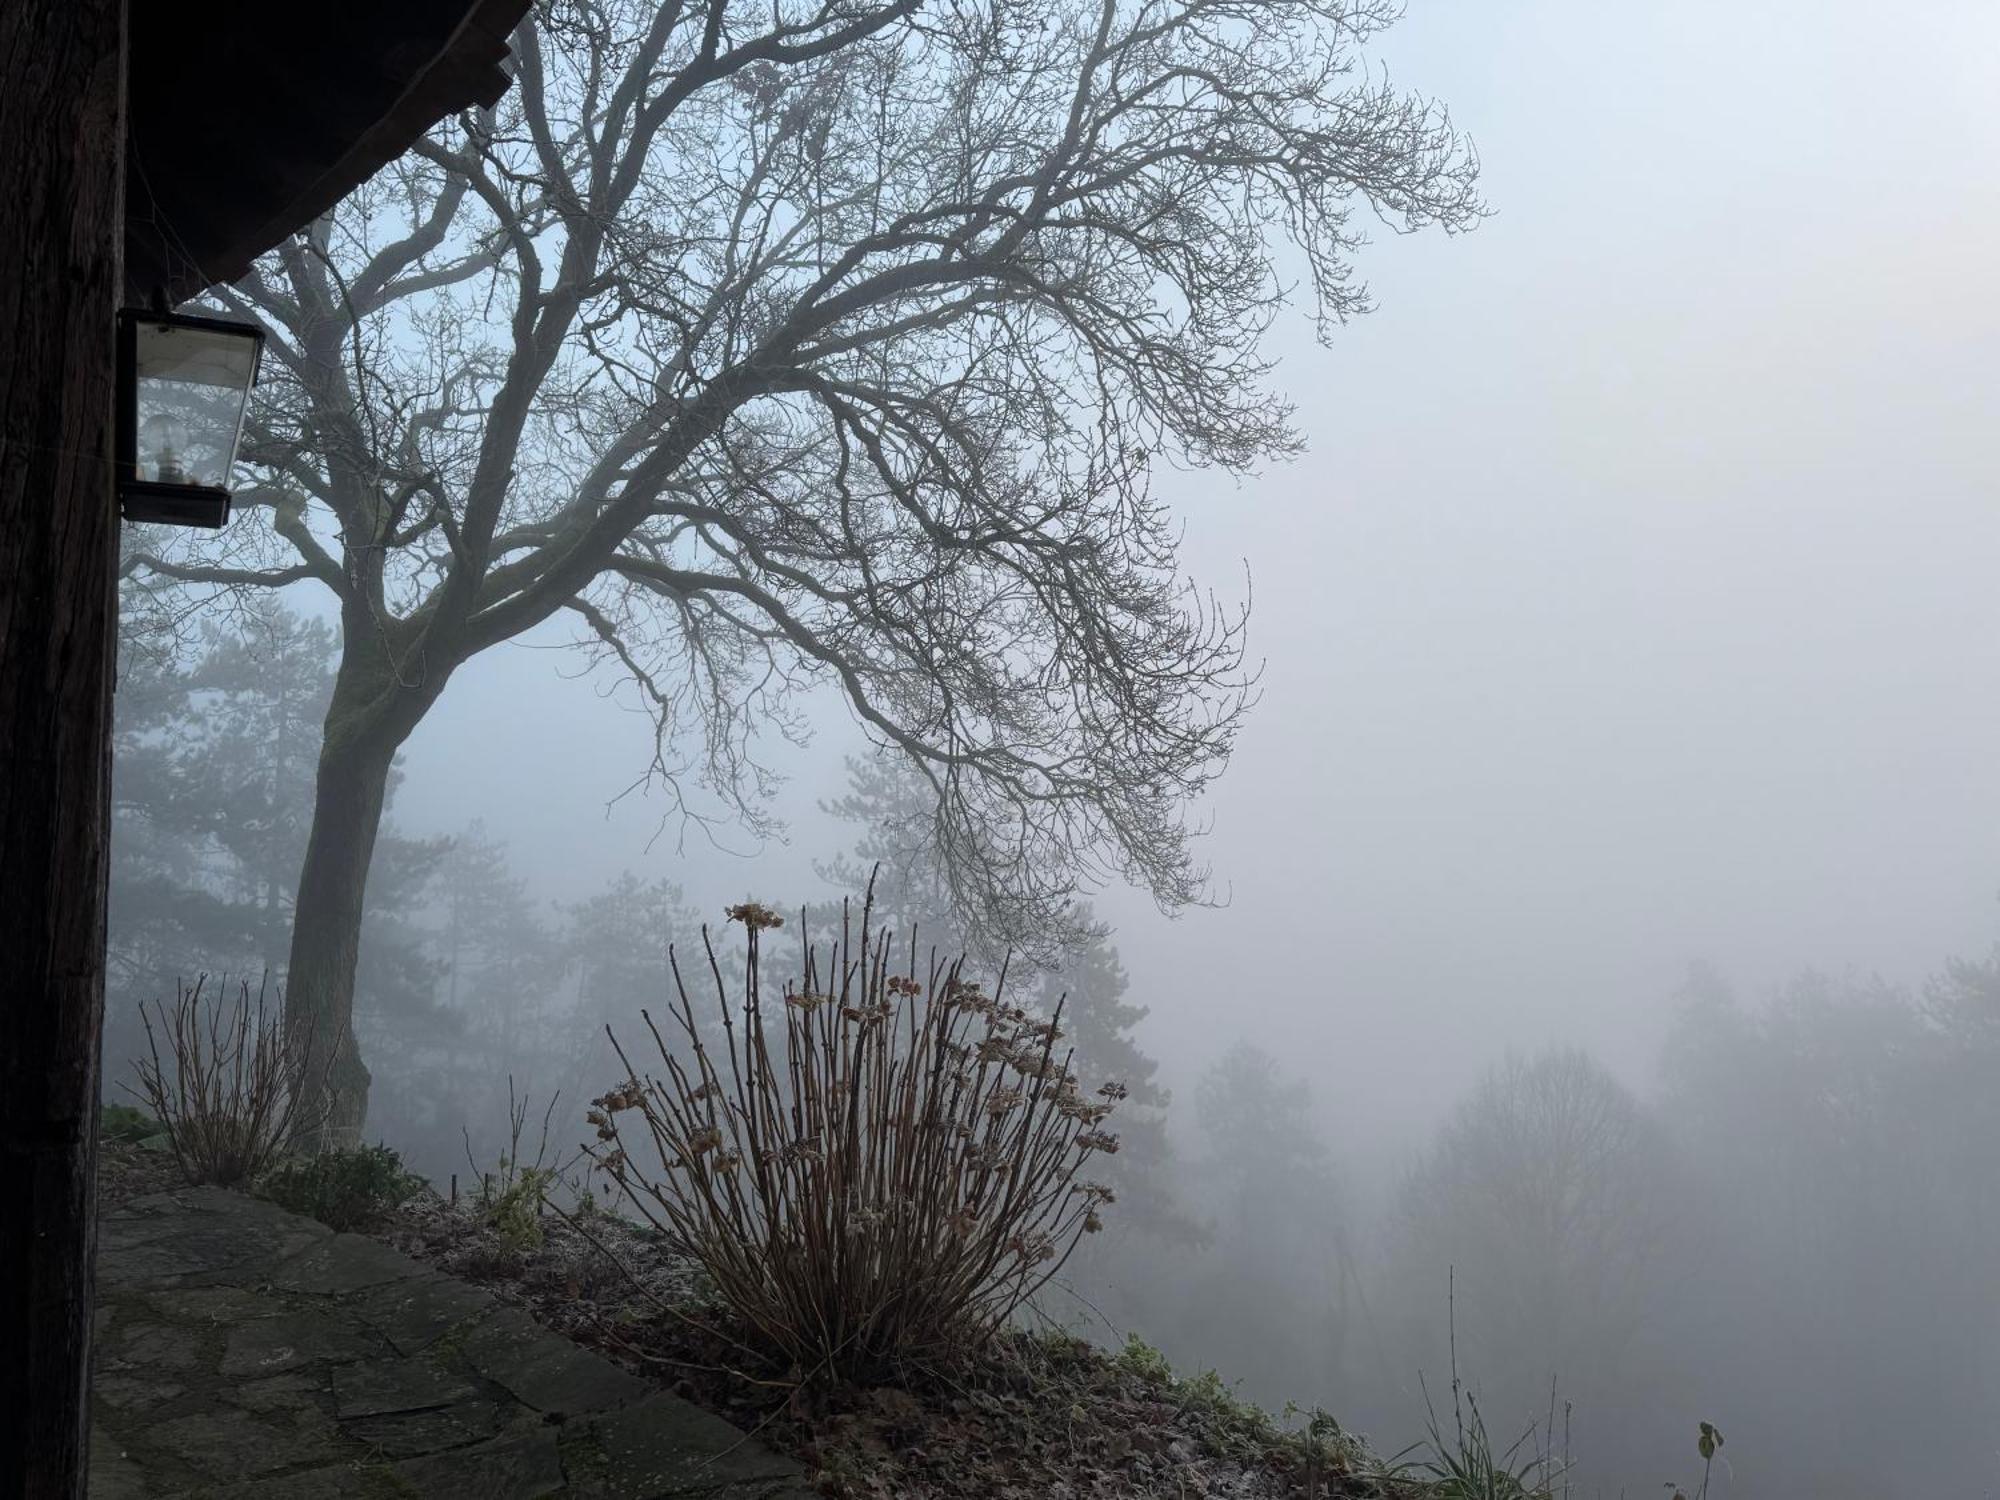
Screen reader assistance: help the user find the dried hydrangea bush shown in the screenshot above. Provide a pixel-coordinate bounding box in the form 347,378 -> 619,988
589,897 -> 1123,1382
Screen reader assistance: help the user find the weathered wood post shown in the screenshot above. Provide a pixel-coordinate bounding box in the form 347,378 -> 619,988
0,0 -> 126,1494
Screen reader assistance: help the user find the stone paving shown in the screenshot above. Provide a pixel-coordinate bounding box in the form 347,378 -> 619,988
90,1187 -> 815,1499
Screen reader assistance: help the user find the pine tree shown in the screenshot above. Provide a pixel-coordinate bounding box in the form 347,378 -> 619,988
560,870 -> 700,1095
1176,1042 -> 1353,1404
817,754 -> 1101,971
1030,916 -> 1198,1247
817,753 -> 1193,1250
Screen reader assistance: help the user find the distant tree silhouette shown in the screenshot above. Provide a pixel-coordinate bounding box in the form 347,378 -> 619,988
1181,1041 -> 1353,1401
1390,1048 -> 1682,1420
559,870 -> 701,1091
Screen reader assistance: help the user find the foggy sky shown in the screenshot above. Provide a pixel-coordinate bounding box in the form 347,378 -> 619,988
393,0 -> 2000,1153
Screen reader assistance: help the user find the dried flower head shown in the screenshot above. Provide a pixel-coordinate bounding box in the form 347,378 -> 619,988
725,901 -> 785,932
1097,1081 -> 1129,1102
1077,1130 -> 1121,1154
1013,1051 -> 1072,1083
593,1080 -> 645,1112
1007,1232 -> 1055,1264
886,975 -> 922,997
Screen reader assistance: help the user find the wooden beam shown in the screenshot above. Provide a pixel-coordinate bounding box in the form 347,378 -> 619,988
0,0 -> 126,1493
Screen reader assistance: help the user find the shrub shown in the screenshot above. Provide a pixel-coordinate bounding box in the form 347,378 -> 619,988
100,1103 -> 162,1145
589,896 -> 1123,1384
128,975 -> 333,1187
261,1143 -> 424,1231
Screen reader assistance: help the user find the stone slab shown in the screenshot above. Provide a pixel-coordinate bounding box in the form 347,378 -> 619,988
456,1306 -> 652,1417
346,1270 -> 498,1355
577,1392 -> 812,1498
343,1398 -> 509,1457
220,1309 -> 382,1377
392,1428 -> 567,1499
93,1186 -> 811,1498
268,1232 -> 431,1296
332,1356 -> 479,1418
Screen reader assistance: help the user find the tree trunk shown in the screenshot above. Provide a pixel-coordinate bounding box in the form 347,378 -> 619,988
0,0 -> 125,1493
285,712 -> 402,1147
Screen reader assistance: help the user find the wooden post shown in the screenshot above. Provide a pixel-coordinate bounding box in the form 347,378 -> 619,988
0,0 -> 126,1495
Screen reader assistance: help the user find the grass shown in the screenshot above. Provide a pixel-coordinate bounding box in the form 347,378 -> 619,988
1373,1271 -> 1568,1500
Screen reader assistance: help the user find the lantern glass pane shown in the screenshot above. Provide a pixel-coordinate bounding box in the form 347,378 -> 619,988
131,321 -> 260,488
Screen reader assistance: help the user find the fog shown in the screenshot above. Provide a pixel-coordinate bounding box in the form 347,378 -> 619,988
108,1 -> 2000,1495
391,0 -> 2000,1130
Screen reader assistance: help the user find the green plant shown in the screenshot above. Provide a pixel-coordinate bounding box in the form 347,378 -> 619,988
100,1103 -> 161,1144
1116,1334 -> 1174,1385
482,1164 -> 556,1251
590,892 -> 1123,1384
261,1144 -> 423,1231
465,1077 -> 564,1251
128,974 -> 334,1187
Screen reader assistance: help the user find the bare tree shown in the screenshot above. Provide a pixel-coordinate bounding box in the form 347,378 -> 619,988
124,0 -> 1482,1136
1392,1050 -> 1683,1410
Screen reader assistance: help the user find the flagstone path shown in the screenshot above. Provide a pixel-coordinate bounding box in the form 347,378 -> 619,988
90,1186 -> 813,1499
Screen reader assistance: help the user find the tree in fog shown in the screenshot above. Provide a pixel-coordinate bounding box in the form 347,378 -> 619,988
560,870 -> 700,1089
107,603 -> 442,1077
123,0 -> 1482,1134
1659,959 -> 2000,1496
1028,921 -> 1195,1244
1391,1049 -> 1680,1412
819,752 -> 1106,969
819,752 -> 1191,1244
369,820 -> 568,1147
1180,1041 -> 1353,1400
433,821 -> 556,1035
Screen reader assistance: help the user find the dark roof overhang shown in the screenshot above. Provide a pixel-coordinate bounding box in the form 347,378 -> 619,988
125,0 -> 532,303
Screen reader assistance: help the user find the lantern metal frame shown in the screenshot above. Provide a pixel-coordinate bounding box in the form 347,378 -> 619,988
116,309 -> 265,529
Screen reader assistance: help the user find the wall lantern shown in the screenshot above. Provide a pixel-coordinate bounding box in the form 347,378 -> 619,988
117,310 -> 265,529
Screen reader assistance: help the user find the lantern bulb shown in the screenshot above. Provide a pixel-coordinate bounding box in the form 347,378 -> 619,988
140,413 -> 189,484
